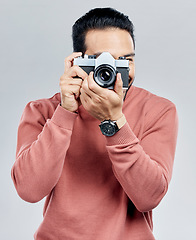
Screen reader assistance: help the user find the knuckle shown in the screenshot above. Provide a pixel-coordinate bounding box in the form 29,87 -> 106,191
72,65 -> 80,71
82,83 -> 88,92
60,85 -> 67,92
64,53 -> 73,62
70,65 -> 79,75
59,78 -> 68,85
60,74 -> 66,80
71,65 -> 78,70
103,92 -> 109,100
88,82 -> 95,91
93,97 -> 102,104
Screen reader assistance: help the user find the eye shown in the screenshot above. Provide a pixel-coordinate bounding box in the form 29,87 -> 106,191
126,58 -> 134,62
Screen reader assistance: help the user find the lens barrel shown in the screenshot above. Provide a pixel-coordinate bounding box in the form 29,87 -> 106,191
94,64 -> 116,88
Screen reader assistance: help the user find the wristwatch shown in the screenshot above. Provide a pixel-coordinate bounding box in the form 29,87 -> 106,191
99,119 -> 119,137
99,114 -> 126,137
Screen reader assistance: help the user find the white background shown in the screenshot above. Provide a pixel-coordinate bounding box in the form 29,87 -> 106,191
0,0 -> 195,239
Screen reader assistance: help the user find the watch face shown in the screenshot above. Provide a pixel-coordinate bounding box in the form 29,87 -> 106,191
99,120 -> 118,137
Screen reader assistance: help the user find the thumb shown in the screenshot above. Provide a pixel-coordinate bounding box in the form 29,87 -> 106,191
114,73 -> 123,96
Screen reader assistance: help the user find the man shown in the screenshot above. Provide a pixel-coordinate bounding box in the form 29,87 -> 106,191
11,8 -> 178,240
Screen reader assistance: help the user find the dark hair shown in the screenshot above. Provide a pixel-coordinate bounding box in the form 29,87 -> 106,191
72,7 -> 135,53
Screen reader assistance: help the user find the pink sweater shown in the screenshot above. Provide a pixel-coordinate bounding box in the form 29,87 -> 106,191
11,86 -> 178,240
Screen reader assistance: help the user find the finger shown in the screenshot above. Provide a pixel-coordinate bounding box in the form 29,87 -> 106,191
87,72 -> 106,96
80,87 -> 93,111
82,76 -> 89,90
60,76 -> 83,88
82,76 -> 108,107
81,77 -> 92,99
114,73 -> 123,96
67,65 -> 88,79
61,84 -> 81,99
64,52 -> 82,73
80,88 -> 87,106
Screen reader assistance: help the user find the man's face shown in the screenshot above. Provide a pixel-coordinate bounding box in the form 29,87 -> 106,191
84,28 -> 135,86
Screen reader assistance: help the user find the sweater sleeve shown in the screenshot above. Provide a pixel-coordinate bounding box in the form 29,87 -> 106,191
105,101 -> 178,212
11,102 -> 77,203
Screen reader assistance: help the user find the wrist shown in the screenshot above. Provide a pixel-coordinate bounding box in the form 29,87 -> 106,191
60,103 -> 78,114
60,97 -> 78,113
99,114 -> 126,137
116,114 -> 126,129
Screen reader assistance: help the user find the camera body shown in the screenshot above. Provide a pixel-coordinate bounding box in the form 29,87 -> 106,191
73,52 -> 129,89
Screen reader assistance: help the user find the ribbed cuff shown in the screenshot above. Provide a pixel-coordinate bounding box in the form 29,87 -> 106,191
105,122 -> 139,146
51,104 -> 77,130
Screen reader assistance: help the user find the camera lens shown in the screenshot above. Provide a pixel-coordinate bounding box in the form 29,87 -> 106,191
100,70 -> 111,81
94,64 -> 116,88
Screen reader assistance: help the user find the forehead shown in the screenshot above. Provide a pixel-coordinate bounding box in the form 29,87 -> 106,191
85,28 -> 134,58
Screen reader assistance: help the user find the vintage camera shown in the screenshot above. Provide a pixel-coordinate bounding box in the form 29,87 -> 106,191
73,52 -> 129,89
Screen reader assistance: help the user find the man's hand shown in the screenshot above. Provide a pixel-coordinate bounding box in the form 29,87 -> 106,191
80,72 -> 124,121
60,52 -> 88,112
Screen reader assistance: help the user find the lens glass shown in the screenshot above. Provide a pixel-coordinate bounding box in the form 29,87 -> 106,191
94,64 -> 116,88
100,70 -> 111,82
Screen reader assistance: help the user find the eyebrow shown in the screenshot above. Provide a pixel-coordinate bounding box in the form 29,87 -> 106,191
93,52 -> 135,58
123,53 -> 135,57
